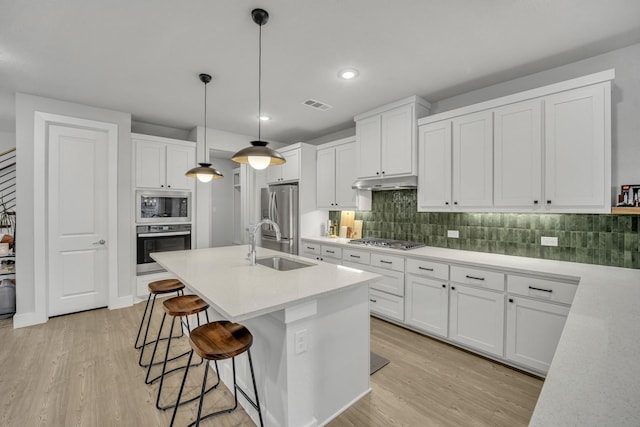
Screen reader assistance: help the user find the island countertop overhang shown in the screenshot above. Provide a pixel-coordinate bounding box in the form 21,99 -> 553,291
151,245 -> 382,322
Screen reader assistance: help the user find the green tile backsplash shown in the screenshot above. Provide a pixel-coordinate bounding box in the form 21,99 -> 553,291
329,189 -> 640,269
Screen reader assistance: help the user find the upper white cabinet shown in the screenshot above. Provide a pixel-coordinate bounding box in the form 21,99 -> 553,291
544,83 -> 609,211
355,96 -> 430,180
267,147 -> 300,184
417,70 -> 613,213
417,111 -> 493,210
452,111 -> 493,209
316,137 -> 371,210
417,121 -> 452,209
493,99 -> 543,209
134,134 -> 195,190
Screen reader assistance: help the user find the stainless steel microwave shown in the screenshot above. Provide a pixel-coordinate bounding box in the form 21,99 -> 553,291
136,190 -> 191,224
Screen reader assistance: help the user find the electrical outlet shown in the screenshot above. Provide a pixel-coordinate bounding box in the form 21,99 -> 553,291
447,230 -> 459,238
295,329 -> 307,354
541,236 -> 558,246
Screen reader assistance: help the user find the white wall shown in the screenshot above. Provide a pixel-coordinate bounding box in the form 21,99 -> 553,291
0,130 -> 15,153
15,94 -> 132,325
430,42 -> 640,191
208,156 -> 237,247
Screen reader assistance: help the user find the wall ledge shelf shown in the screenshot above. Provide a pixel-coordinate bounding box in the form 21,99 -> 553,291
611,207 -> 640,215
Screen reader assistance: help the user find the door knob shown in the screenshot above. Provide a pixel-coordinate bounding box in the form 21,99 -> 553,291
92,239 -> 106,245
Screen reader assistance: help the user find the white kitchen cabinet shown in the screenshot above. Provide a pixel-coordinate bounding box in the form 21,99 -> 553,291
506,296 -> 570,373
544,82 -> 610,212
267,148 -> 300,184
369,289 -> 404,322
452,111 -> 493,209
449,283 -> 505,357
405,274 -> 449,338
494,99 -> 542,209
417,120 -> 452,210
316,138 -> 370,210
355,96 -> 430,180
135,271 -> 178,298
134,135 -> 195,190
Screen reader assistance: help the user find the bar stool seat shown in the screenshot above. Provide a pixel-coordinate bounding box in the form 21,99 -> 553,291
147,294 -> 216,411
135,279 -> 185,368
171,321 -> 264,427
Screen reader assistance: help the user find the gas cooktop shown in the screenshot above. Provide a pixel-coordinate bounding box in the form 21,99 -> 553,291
348,238 -> 425,250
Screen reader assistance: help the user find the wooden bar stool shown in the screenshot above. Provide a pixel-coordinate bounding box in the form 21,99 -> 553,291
145,294 -> 219,411
170,321 -> 264,427
135,279 -> 185,368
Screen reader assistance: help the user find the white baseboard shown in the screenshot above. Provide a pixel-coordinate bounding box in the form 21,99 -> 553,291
319,387 -> 371,426
12,311 -> 47,329
109,295 -> 133,310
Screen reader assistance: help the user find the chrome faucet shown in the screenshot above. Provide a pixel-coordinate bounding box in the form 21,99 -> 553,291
247,219 -> 281,265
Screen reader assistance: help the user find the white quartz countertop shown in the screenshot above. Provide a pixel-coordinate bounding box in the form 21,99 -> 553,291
303,236 -> 640,426
151,245 -> 381,322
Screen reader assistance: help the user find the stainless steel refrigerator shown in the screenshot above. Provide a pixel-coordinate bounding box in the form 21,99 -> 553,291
260,185 -> 299,255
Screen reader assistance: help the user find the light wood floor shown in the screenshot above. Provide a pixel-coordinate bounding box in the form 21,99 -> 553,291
0,303 -> 542,426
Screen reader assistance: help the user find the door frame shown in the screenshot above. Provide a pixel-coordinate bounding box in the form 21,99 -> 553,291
34,112 -> 118,320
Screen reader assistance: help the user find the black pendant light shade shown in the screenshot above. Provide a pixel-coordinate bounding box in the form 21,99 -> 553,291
231,8 -> 286,171
186,73 -> 223,182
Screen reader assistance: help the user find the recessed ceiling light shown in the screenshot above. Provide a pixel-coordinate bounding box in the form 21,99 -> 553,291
259,115 -> 271,121
339,69 -> 359,80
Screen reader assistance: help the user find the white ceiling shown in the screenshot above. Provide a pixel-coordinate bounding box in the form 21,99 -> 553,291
1,0 -> 640,144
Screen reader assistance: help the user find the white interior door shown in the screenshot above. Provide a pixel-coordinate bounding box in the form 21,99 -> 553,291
48,125 -> 110,316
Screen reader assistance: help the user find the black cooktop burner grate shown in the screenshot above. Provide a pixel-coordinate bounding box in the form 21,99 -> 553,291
348,238 -> 425,250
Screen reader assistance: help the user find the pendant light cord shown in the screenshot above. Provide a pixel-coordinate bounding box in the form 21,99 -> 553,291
203,78 -> 207,159
258,21 -> 262,141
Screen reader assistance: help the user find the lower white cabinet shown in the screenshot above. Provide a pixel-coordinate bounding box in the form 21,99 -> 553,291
369,289 -> 404,322
506,295 -> 570,373
449,283 -> 505,357
405,274 -> 448,338
300,240 -> 342,264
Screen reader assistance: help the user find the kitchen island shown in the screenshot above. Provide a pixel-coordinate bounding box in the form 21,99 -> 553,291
152,246 -> 381,427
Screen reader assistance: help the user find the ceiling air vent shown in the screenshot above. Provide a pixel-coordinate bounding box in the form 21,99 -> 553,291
302,99 -> 333,111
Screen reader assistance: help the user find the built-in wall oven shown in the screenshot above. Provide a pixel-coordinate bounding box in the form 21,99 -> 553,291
136,190 -> 191,223
136,224 -> 192,274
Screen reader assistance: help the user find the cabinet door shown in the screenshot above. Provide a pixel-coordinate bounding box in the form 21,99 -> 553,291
452,111 -> 493,208
356,115 -> 382,179
417,121 -> 452,210
316,147 -> 336,208
381,104 -> 414,176
405,274 -> 448,338
449,284 -> 504,357
334,142 -> 358,208
494,100 -> 542,209
166,144 -> 195,190
135,140 -> 165,189
544,83 -> 607,210
506,296 -> 569,373
266,163 -> 282,184
281,149 -> 300,182
369,289 -> 404,322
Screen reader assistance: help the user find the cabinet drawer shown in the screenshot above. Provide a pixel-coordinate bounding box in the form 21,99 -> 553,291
369,289 -> 404,322
370,252 -> 405,272
301,241 -> 321,256
406,258 -> 449,280
451,265 -> 504,291
507,275 -> 577,305
344,261 -> 404,296
342,248 -> 370,265
321,245 -> 342,260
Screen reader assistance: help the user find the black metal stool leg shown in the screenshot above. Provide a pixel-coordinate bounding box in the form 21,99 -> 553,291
170,349 -> 194,427
247,349 -> 265,427
138,294 -> 157,367
134,293 -> 152,349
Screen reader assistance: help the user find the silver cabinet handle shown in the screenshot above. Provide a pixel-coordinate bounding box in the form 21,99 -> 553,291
93,239 -> 106,245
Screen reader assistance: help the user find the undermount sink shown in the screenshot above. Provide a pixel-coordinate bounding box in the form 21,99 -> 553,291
255,256 -> 315,271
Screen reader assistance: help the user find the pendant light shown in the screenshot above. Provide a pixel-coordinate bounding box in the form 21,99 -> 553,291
186,73 -> 223,182
231,8 -> 286,170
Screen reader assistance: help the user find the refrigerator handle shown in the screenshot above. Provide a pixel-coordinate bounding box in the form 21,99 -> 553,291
289,187 -> 294,239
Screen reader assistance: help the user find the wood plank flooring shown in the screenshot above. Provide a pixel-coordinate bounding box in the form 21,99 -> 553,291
0,303 -> 542,426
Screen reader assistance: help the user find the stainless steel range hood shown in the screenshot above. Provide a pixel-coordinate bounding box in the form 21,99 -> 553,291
352,175 -> 417,191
